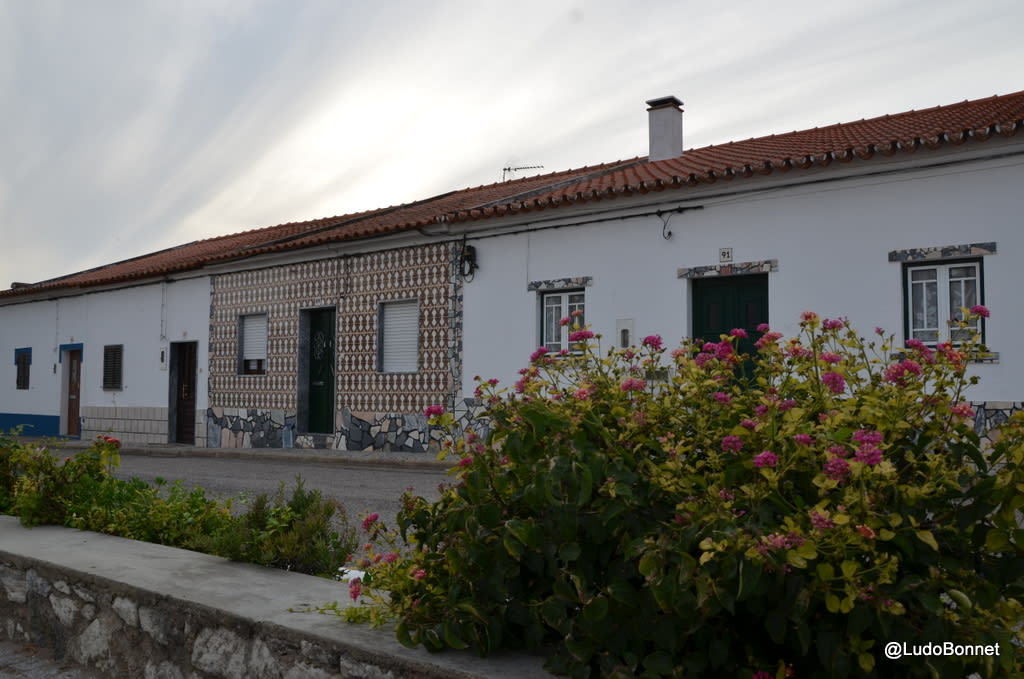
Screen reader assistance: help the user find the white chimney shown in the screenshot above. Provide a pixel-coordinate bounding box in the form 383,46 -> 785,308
646,96 -> 683,162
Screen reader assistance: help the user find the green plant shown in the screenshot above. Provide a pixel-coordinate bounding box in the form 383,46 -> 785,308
2,434 -> 121,526
348,309 -> 1023,679
198,477 -> 357,577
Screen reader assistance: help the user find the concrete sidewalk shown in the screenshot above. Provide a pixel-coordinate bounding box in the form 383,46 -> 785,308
13,435 -> 452,471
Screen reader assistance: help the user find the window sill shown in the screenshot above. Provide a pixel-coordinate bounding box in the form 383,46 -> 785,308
890,351 -> 999,364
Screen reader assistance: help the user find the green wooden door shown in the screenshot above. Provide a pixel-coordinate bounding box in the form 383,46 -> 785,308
692,274 -> 769,357
307,309 -> 336,434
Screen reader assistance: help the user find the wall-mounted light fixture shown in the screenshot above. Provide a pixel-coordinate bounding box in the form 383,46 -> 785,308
459,244 -> 478,280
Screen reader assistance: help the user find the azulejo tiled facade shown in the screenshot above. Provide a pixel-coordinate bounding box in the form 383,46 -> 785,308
207,242 -> 461,451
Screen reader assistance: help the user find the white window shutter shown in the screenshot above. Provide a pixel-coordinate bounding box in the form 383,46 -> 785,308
381,301 -> 418,372
242,315 -> 268,360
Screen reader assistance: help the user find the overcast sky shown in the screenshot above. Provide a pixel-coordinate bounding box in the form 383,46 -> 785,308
2,0 -> 1022,287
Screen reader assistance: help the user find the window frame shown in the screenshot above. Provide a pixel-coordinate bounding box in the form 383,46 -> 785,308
238,313 -> 268,375
102,344 -> 124,391
15,348 -> 31,390
903,258 -> 984,345
539,289 -> 586,353
378,299 -> 420,374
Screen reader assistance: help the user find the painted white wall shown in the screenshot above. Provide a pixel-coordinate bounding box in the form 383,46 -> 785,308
461,149 -> 1024,402
0,277 -> 210,427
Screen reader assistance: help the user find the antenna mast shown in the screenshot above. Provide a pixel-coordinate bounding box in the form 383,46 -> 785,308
502,165 -> 544,181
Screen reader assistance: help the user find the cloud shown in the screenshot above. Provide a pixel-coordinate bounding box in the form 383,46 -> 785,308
2,0 -> 1023,287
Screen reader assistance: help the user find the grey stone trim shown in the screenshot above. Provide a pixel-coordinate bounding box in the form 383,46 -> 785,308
972,401 -> 1024,446
887,242 -> 996,263
527,276 -> 593,292
677,259 -> 778,279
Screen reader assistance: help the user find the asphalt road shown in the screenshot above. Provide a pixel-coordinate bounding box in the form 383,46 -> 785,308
113,454 -> 449,532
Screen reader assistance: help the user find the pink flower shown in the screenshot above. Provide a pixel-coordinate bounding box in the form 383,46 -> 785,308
820,352 -> 841,364
951,402 -> 976,419
412,569 -> 427,580
754,332 -> 783,349
800,311 -> 819,323
970,305 -> 990,318
641,335 -> 664,350
573,385 -> 594,400
821,371 -> 846,394
856,525 -> 876,539
779,399 -> 798,412
810,511 -> 834,532
620,377 -> 646,392
569,329 -> 594,342
348,577 -> 363,601
822,318 -> 845,330
756,323 -> 771,332
854,444 -> 882,466
754,404 -> 769,418
458,456 -> 474,468
753,672 -> 773,679
740,419 -> 757,430
729,328 -> 748,339
753,450 -> 778,468
827,444 -> 849,457
823,457 -> 850,482
852,429 -> 884,446
721,435 -> 744,452
718,488 -> 735,500
884,359 -> 922,386
559,316 -> 571,326
529,347 -> 550,362
383,552 -> 399,563
424,405 -> 445,418
792,433 -> 814,446
361,513 -> 380,532
712,392 -> 732,405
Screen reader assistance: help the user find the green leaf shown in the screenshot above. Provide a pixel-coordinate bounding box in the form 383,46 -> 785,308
817,563 -> 835,582
643,651 -> 675,675
984,528 -> 1009,551
559,542 -> 582,561
583,596 -> 609,623
826,594 -> 841,613
916,530 -> 939,552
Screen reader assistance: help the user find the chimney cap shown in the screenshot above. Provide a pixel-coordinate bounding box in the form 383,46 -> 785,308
646,95 -> 683,110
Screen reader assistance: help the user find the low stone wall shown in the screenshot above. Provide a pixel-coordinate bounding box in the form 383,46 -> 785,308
205,399 -> 488,452
0,517 -> 549,679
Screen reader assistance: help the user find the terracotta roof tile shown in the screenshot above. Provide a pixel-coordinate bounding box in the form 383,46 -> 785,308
5,90 -> 1022,299
446,90 -> 1024,220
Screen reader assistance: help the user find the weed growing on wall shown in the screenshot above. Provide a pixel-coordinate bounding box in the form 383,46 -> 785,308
345,310 -> 1023,679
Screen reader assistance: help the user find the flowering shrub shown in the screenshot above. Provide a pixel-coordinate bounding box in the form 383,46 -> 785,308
347,311 -> 1023,678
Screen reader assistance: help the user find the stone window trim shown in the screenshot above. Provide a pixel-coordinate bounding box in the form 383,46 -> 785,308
528,276 -> 593,292
887,242 -> 996,263
677,259 -> 778,279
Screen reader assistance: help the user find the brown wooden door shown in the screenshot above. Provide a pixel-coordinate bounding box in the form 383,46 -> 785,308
171,342 -> 197,444
67,349 -> 81,437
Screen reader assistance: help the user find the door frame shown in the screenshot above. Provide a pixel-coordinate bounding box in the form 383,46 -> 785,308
297,307 -> 337,435
169,341 -> 198,445
59,344 -> 84,438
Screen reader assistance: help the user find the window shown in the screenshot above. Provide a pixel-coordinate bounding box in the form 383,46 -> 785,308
378,300 -> 419,373
102,345 -> 124,390
905,260 -> 983,343
15,348 -> 30,390
541,290 -> 585,352
239,314 -> 268,375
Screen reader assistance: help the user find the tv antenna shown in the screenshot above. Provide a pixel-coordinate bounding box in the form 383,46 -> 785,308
502,165 -> 544,181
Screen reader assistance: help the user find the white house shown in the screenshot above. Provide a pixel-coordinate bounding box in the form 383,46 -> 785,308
450,93 -> 1024,437
3,89 -> 1022,448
